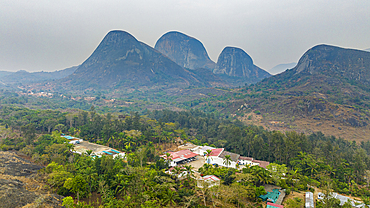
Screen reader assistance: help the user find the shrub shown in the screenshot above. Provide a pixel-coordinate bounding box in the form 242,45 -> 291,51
285,188 -> 291,195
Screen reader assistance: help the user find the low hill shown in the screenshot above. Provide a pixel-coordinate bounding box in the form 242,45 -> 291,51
0,71 -> 14,78
0,66 -> 78,85
154,31 -> 216,70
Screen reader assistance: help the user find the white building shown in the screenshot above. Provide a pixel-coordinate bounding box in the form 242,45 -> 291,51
197,175 -> 221,188
191,146 -> 216,156
318,192 -> 369,207
238,156 -> 258,166
305,192 -> 314,208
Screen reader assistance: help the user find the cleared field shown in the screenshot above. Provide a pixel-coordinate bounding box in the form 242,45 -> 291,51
73,141 -> 120,155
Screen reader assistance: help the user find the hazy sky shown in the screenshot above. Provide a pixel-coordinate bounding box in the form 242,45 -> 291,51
1,0 -> 369,72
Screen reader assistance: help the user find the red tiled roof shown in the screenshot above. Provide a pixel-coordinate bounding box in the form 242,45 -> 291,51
239,156 -> 253,161
202,175 -> 220,181
253,159 -> 270,169
168,166 -> 186,172
219,151 -> 240,162
161,149 -> 198,161
267,202 -> 284,208
208,148 -> 223,156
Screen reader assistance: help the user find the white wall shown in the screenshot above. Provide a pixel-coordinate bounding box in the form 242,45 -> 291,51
206,156 -> 237,168
239,159 -> 259,167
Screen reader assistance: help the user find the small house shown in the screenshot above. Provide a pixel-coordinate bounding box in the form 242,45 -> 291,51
161,149 -> 198,166
305,192 -> 314,208
197,175 -> 220,188
267,202 -> 284,208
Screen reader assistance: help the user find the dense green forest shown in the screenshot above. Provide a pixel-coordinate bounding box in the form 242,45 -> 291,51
1,105 -> 370,207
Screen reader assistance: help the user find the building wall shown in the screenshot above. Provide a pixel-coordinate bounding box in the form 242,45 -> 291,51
239,159 -> 259,167
206,156 -> 237,168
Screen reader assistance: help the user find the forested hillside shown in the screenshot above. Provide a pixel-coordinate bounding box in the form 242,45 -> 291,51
1,105 -> 370,207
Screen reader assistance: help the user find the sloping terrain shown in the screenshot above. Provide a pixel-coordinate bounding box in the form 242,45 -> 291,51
0,151 -> 63,208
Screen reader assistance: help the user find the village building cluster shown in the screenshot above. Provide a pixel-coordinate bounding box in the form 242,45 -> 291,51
62,135 -> 125,159
162,144 -> 270,170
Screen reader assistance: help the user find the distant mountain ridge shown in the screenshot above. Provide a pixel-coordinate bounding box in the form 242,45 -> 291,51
268,62 -> 296,75
0,66 -> 78,84
214,47 -> 271,81
154,31 -> 216,70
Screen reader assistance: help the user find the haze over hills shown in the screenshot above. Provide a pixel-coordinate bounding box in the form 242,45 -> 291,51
0,66 -> 78,85
214,47 -> 271,81
61,30 -> 204,90
0,66 -> 78,89
268,62 -> 296,75
154,31 -> 216,70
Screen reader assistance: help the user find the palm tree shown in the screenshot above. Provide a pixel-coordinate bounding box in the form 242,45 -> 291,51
361,196 -> 370,206
162,189 -> 179,206
184,165 -> 194,180
205,149 -> 212,164
136,147 -> 146,167
252,166 -> 272,185
223,155 -> 231,168
85,150 -> 93,156
165,152 -> 173,167
172,166 -> 184,181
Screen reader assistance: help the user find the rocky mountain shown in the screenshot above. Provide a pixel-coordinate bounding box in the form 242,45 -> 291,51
154,31 -> 216,70
268,62 -> 296,75
258,44 -> 370,102
63,30 -> 202,89
213,47 -> 271,82
293,45 -> 370,79
365,48 -> 370,52
223,44 -> 370,141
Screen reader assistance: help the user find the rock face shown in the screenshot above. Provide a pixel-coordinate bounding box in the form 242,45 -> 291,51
154,31 -> 216,70
294,44 -> 370,86
214,47 -> 270,80
66,30 -> 200,89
